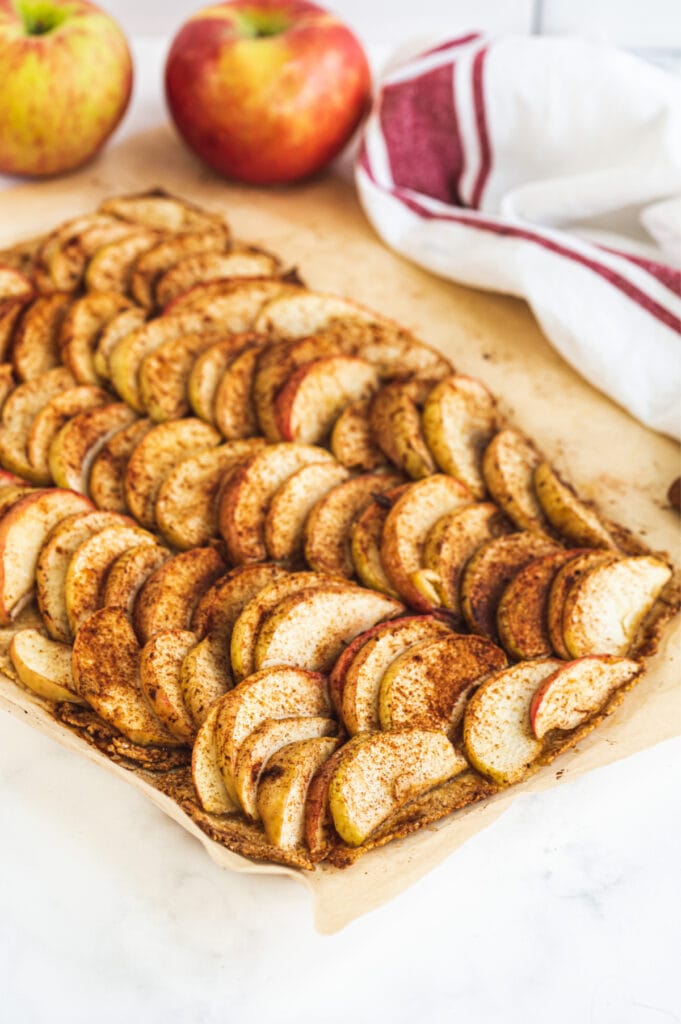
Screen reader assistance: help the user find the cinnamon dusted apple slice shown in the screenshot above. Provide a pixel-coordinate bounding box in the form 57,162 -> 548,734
156,439 -> 264,550
0,265 -> 33,301
124,418 -> 220,529
84,230 -> 162,294
188,336 -> 253,423
380,474 -> 471,610
59,291 -> 134,384
11,293 -> 72,380
34,213 -> 118,289
213,341 -> 268,439
72,607 -> 185,747
258,736 -> 341,849
133,547 -> 227,643
235,716 -> 336,820
422,375 -> 497,498
329,729 -> 467,847
88,418 -> 153,513
191,704 -> 237,815
100,190 -> 229,235
497,549 -> 585,661
10,629 -> 86,704
230,571 -> 332,681
330,398 -> 387,471
139,630 -> 198,743
36,509 -> 136,641
265,461 -> 350,563
0,484 -> 35,517
421,502 -> 512,616
49,403 -> 138,494
252,335 -> 340,442
332,615 -> 452,734
304,471 -> 403,579
463,659 -> 562,784
0,367 -> 75,481
27,385 -> 109,483
461,532 -> 560,640
305,747 -> 346,862
350,487 -> 408,597
139,332 -> 226,422
65,524 -> 156,635
0,488 -> 92,624
156,248 -> 282,308
275,355 -> 380,444
130,229 -> 229,309
214,666 -> 330,801
547,550 -> 618,659
164,277 -> 295,318
530,656 -> 642,739
253,291 -> 375,337
218,442 -> 333,563
0,302 -> 25,362
47,219 -> 139,291
103,542 -> 171,616
93,306 -> 147,382
314,318 -> 453,381
183,563 -> 286,724
369,379 -> 437,479
562,556 -> 672,657
254,583 -> 404,674
482,429 -> 550,532
379,633 -> 508,733
533,461 -> 617,549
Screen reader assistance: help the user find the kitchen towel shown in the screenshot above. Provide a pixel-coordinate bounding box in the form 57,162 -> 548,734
356,33 -> 681,439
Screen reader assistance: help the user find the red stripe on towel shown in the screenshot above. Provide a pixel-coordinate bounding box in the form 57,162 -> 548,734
469,46 -> 492,209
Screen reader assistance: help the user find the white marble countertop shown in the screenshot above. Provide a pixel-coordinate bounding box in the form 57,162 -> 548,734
1,31 -> 679,1024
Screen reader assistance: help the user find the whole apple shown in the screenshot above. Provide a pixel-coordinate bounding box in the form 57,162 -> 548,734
0,0 -> 132,177
165,0 -> 371,184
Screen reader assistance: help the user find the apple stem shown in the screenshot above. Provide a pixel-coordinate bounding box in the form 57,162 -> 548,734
17,0 -> 70,36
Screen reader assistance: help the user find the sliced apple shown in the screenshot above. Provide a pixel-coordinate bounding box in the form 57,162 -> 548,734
265,461 -> 350,563
102,542 -> 171,615
304,471 -> 403,579
497,549 -> 585,660
100,190 -> 229,235
314,317 -> 453,381
164,277 -> 295,318
180,639 -> 232,729
59,291 -> 134,385
235,716 -> 336,819
49,403 -> 138,494
133,547 -> 227,643
369,378 -> 437,479
187,336 -> 253,423
84,229 -> 162,293
0,484 -> 35,516
0,301 -> 26,362
330,398 -> 387,472
192,562 -> 287,640
11,293 -> 72,380
191,703 -> 237,815
47,219 -> 139,291
27,385 -> 109,483
214,665 -> 330,800
258,736 -> 340,849
332,615 -> 452,734
254,583 -> 404,674
129,230 -> 228,308
139,332 -> 224,422
304,747 -> 346,861
547,551 -> 618,658
88,418 -> 153,513
156,439 -> 264,550
0,265 -> 33,301
124,417 -> 220,529
36,509 -> 136,641
482,429 -> 550,532
156,248 -> 282,308
461,532 -> 560,640
380,474 -> 471,610
379,633 -> 508,733
0,488 -> 92,624
421,374 -> 497,498
422,502 -> 512,616
218,442 -> 333,563
350,486 -> 409,597
139,630 -> 198,743
72,606 -> 185,746
213,341 -> 267,439
252,334 -> 340,442
534,461 -> 616,549
93,306 -> 147,382
9,628 -> 86,704
531,656 -> 642,739
0,367 -> 78,482
275,355 -> 380,444
253,291 -> 375,337
328,729 -> 466,847
34,213 -> 118,288
562,556 -> 672,657
463,659 -> 563,784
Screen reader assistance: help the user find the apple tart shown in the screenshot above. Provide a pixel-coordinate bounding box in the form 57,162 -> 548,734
0,190 -> 677,871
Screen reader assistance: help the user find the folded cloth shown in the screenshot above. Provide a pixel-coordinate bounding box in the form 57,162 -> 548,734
356,34 -> 681,439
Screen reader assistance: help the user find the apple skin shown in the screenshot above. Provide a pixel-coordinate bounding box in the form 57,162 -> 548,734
165,0 -> 371,184
0,0 -> 132,177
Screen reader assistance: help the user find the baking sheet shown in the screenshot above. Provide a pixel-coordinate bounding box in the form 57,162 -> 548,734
0,124 -> 678,934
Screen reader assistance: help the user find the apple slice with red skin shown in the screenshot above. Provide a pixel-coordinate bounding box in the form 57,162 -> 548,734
252,334 -> 341,442
530,656 -> 642,739
305,747 -> 346,862
139,630 -> 198,743
274,355 -> 380,445
134,547 -> 227,643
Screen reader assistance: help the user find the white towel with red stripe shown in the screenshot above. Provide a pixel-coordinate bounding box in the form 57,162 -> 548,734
356,34 -> 681,439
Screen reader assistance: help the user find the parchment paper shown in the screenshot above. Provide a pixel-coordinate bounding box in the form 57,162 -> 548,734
0,125 -> 678,934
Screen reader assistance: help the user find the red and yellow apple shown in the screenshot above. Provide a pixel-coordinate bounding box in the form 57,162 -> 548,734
165,0 -> 371,184
0,0 -> 133,177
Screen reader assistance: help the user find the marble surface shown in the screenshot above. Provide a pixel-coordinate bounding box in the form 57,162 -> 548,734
1,32 -> 680,1024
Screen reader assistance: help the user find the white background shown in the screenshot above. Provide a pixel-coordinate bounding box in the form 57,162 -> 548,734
1,3 -> 680,1023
